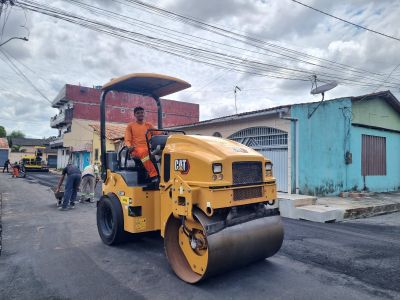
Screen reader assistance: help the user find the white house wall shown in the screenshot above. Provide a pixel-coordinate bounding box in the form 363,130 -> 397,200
179,114 -> 292,193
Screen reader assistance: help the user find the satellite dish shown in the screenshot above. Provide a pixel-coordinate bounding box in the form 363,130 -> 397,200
307,79 -> 338,119
311,81 -> 338,95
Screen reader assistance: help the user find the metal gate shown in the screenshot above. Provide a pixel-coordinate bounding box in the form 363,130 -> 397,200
47,155 -> 57,168
228,127 -> 288,192
0,149 -> 8,166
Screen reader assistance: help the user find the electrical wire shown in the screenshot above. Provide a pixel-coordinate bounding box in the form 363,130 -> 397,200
291,0 -> 400,43
120,0 -> 390,76
15,0 -> 400,90
0,48 -> 52,103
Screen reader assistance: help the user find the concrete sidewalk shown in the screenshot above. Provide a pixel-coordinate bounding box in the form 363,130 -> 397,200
318,192 -> 400,220
278,191 -> 400,222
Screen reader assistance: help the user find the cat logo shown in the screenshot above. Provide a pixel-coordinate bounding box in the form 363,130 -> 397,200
174,159 -> 190,174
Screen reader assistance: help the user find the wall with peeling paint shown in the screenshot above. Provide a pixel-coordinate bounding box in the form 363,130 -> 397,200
291,98 -> 352,196
292,96 -> 400,196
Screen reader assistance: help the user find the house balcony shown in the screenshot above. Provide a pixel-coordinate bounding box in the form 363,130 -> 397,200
50,108 -> 73,128
49,136 -> 64,149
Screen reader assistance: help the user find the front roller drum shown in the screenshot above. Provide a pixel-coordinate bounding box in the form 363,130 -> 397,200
164,211 -> 284,283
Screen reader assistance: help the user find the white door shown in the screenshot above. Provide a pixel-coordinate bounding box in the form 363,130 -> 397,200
260,148 -> 288,192
228,126 -> 289,192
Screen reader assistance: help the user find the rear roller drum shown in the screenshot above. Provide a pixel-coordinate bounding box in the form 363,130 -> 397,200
164,209 -> 284,283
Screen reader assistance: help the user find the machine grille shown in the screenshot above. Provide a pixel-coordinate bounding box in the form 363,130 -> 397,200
232,161 -> 263,185
233,186 -> 263,201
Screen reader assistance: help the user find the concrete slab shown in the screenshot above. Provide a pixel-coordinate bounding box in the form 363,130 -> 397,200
278,193 -> 317,219
278,191 -> 400,222
296,205 -> 344,223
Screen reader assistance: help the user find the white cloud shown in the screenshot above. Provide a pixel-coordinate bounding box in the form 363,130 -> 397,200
0,0 -> 399,138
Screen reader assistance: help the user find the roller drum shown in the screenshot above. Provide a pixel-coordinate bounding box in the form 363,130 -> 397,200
205,215 -> 284,277
164,210 -> 284,283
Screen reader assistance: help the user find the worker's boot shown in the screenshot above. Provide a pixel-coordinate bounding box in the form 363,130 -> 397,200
147,176 -> 159,189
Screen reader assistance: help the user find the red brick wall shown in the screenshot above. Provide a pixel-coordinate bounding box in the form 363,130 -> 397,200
65,85 -> 199,127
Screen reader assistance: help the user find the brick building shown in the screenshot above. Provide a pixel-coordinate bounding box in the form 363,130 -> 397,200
50,84 -> 199,169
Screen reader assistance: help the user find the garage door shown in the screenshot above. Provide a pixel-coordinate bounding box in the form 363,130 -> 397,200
228,127 -> 288,192
0,149 -> 8,166
47,155 -> 57,168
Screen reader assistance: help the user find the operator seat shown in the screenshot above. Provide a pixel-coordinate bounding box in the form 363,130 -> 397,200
150,135 -> 168,157
117,146 -> 148,186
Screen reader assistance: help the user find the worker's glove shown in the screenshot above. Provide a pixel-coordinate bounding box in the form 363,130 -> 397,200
127,146 -> 135,152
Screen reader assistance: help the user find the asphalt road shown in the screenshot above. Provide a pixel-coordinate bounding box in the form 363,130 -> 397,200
1,172 -> 399,299
22,171 -> 103,198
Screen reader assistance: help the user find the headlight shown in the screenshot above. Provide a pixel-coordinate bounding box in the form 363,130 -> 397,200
212,163 -> 222,174
265,162 -> 272,173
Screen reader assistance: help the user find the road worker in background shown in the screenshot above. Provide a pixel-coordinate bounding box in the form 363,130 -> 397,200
124,106 -> 159,183
55,162 -> 81,211
11,162 -> 19,178
2,159 -> 11,173
79,163 -> 100,203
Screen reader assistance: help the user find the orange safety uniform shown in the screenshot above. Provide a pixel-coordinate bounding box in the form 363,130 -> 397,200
124,121 -> 158,178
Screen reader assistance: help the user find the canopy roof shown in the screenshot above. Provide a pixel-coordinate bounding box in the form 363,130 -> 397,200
101,73 -> 191,98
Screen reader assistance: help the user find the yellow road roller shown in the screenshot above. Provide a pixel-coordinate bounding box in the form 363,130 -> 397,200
97,73 -> 284,283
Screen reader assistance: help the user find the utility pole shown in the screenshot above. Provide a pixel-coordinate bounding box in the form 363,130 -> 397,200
234,86 -> 241,114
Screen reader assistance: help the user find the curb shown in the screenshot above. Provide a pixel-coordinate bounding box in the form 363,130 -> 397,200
344,203 -> 400,219
49,169 -> 62,175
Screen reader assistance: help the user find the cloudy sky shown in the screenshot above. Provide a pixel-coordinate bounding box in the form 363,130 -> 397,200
1,0 -> 399,138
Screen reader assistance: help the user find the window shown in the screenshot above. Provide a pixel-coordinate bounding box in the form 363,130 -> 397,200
95,149 -> 99,161
362,135 -> 386,176
212,132 -> 222,137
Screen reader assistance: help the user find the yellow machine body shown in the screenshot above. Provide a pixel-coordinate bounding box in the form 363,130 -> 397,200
21,146 -> 49,172
103,135 -> 276,236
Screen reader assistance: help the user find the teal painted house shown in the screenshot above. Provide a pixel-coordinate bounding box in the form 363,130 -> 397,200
291,91 -> 400,196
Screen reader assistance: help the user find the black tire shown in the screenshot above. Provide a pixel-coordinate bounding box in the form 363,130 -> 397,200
97,194 -> 128,245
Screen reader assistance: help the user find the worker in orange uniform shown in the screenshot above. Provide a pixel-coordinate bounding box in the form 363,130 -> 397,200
125,106 -> 159,183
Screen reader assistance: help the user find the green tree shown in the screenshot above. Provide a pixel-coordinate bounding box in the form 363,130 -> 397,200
7,130 -> 26,147
9,130 -> 25,138
11,145 -> 21,152
0,126 -> 6,138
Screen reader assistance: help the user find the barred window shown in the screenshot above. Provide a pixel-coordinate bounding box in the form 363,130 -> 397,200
362,135 -> 386,176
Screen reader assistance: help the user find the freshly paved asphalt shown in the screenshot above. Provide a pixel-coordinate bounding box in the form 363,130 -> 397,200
1,172 -> 399,299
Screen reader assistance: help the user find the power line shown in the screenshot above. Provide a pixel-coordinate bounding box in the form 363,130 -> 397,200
116,0 -> 400,86
120,0 -> 388,76
14,0 -> 400,92
0,48 -> 52,103
291,0 -> 400,43
2,48 -> 53,85
365,62 -> 400,98
0,2 -> 12,42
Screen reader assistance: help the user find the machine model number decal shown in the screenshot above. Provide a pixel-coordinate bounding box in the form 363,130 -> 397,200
135,217 -> 146,231
174,159 -> 190,174
120,196 -> 129,205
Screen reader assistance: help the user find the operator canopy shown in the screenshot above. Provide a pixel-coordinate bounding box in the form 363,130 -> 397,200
101,73 -> 191,97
